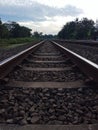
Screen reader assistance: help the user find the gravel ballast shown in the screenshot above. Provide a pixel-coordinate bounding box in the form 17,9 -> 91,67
0,41 -> 98,126
55,40 -> 98,64
0,86 -> 98,125
0,41 -> 40,62
8,68 -> 85,82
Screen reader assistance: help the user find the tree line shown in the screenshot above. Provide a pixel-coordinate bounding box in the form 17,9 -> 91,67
0,19 -> 56,40
58,18 -> 98,40
0,19 -> 32,39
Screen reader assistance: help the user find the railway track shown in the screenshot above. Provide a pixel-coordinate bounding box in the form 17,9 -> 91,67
54,40 -> 98,64
55,39 -> 98,47
0,40 -> 98,130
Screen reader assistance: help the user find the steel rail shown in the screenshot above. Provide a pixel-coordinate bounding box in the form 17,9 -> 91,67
55,39 -> 98,47
52,41 -> 98,83
0,40 -> 45,79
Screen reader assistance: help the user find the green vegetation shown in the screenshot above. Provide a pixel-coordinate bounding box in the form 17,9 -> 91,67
0,37 -> 40,48
58,18 -> 98,40
0,19 -> 42,48
0,20 -> 32,39
32,31 -> 56,39
0,18 -> 56,48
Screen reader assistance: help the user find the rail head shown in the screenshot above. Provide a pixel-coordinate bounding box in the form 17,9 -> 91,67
52,41 -> 98,83
55,39 -> 98,47
0,40 -> 45,66
0,40 -> 45,79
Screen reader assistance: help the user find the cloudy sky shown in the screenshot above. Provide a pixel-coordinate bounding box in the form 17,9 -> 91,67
0,0 -> 98,34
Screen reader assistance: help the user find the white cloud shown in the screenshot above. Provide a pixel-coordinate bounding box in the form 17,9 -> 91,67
0,1 -> 83,21
1,0 -> 98,34
19,21 -> 60,34
19,16 -> 75,35
0,0 -> 32,6
0,0 -> 83,34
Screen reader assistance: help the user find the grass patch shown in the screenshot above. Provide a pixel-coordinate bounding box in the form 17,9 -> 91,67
0,37 -> 40,48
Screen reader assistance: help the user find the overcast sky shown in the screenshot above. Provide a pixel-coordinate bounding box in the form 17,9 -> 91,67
0,0 -> 98,34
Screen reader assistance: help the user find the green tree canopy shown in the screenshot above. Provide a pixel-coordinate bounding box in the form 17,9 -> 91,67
0,19 -> 9,38
33,31 -> 43,38
58,18 -> 95,40
9,22 -> 32,38
2,20 -> 32,38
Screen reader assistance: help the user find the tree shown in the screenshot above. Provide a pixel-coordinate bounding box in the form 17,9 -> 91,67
33,31 -> 43,38
0,19 -> 3,38
58,18 -> 95,40
4,21 -> 32,38
8,22 -> 32,38
0,19 -> 32,39
10,22 -> 20,38
19,26 -> 32,37
0,19 -> 9,38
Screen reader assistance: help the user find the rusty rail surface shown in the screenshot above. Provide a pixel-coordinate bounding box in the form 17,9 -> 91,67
52,41 -> 98,83
0,40 -> 45,79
